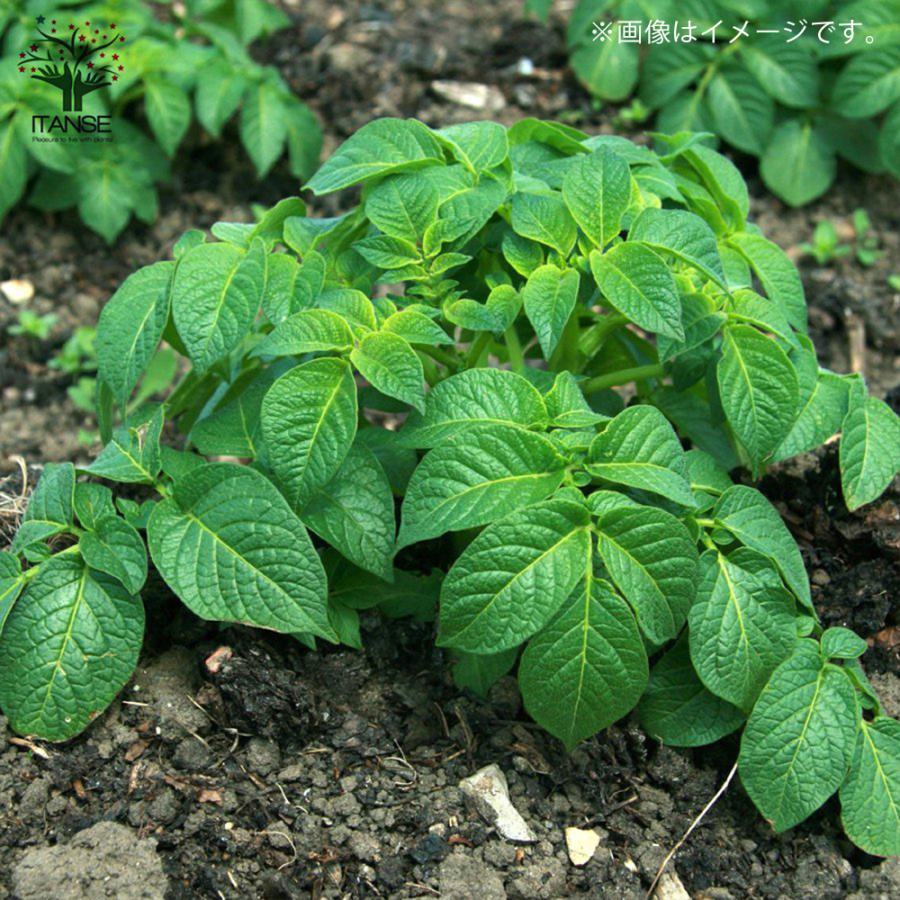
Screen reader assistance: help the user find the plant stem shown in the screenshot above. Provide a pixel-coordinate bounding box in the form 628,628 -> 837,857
465,332 -> 491,368
577,313 -> 628,368
582,363 -> 664,394
504,326 -> 525,373
417,345 -> 459,371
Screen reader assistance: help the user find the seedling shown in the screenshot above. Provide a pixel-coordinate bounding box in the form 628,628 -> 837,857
799,220 -> 851,265
2,118 -> 899,856
525,1 -> 900,205
852,208 -> 883,267
7,309 -> 56,340
0,0 -> 321,242
49,325 -> 96,376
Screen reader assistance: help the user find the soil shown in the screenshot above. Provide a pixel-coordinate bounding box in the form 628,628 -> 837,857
1,1 -> 898,898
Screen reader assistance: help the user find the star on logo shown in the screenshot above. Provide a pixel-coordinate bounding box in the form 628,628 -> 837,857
30,44 -> 38,51
35,15 -> 45,24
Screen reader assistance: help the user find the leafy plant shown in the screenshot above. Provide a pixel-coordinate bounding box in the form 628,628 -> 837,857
7,307 -> 56,339
2,117 -> 900,855
0,0 -> 322,241
851,207 -> 883,266
526,0 -> 900,206
799,219 -> 851,264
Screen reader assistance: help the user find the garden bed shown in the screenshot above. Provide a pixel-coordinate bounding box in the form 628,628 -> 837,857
0,1 -> 898,897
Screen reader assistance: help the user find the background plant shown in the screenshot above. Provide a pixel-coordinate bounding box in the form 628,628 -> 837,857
0,0 -> 321,241
526,0 -> 900,206
1,116 -> 899,855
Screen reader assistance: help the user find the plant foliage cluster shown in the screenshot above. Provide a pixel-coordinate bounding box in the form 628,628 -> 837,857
527,0 -> 900,205
2,116 -> 900,854
0,0 -> 321,241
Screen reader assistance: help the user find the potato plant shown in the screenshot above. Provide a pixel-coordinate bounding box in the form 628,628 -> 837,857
0,0 -> 321,241
2,117 -> 899,854
527,0 -> 900,205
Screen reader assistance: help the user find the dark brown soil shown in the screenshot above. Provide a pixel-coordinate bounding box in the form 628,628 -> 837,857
1,1 -> 898,897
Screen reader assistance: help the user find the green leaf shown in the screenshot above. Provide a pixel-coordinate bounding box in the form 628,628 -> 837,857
88,407 -> 164,485
240,81 -> 288,177
740,41 -> 819,108
571,34 -> 638,101
840,717 -> 900,857
319,287 -> 377,334
728,232 -> 806,333
821,626 -> 868,660
398,423 -> 567,548
774,371 -> 850,462
717,324 -> 798,466
637,633 -> 745,747
689,549 -> 798,711
302,443 -> 395,581
171,240 -> 267,373
365,171 -> 439,240
739,640 -> 858,832
839,394 -> 900,510
595,506 -> 699,644
254,308 -> 355,357
148,463 -> 333,638
438,121 -> 509,172
355,234 -> 422,269
285,99 -> 322,181
881,102 -> 900,180
522,264 -> 580,358
399,368 -> 548,448
306,118 -> 443,194
590,242 -> 683,340
190,367 -> 280,459
73,483 -> 116,532
0,552 -> 25,639
381,309 -> 451,346
833,46 -> 900,117
587,406 -> 695,507
685,449 -> 732,499
351,331 -> 425,413
97,261 -> 173,409
760,120 -> 836,207
502,229 -> 544,276
261,357 -> 358,510
0,120 -> 26,218
445,284 -> 521,334
561,147 -> 630,248
79,516 -> 148,595
511,191 -> 577,257
707,68 -> 774,156
438,497 -> 592,654
144,77 -> 191,157
261,254 -> 314,324
520,578 -> 648,750
195,59 -> 247,137
628,208 -> 726,288
713,485 -> 811,611
544,371 -> 608,428
0,557 -> 144,741
452,647 -> 518,698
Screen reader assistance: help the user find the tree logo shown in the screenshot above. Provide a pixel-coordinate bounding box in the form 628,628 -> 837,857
17,14 -> 126,112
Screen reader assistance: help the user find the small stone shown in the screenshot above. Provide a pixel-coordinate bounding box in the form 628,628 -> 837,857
439,852 -> 507,900
1,279 -> 35,304
459,764 -> 536,843
565,826 -> 600,866
245,737 -> 281,776
12,821 -> 168,899
431,80 -> 505,111
812,569 -> 831,586
655,870 -> 692,900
